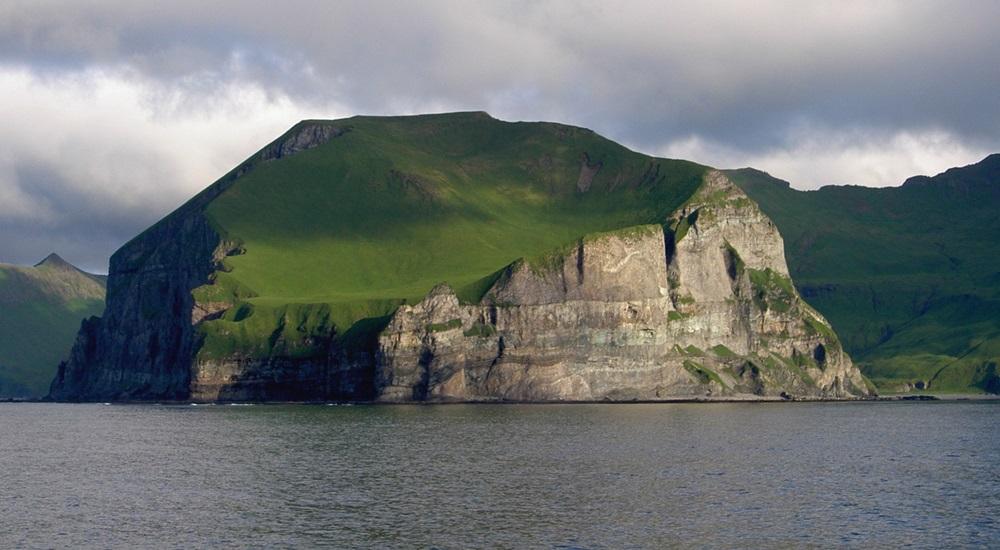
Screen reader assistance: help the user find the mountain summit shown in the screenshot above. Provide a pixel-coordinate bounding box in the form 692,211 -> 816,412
34,252 -> 73,270
49,112 -> 869,402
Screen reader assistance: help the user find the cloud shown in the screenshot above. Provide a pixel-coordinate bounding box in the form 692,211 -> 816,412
0,0 -> 997,269
0,67 -> 346,271
660,126 -> 993,189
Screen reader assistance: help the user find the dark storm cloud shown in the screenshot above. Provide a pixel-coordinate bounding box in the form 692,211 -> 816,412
4,1 -> 998,149
0,0 -> 998,269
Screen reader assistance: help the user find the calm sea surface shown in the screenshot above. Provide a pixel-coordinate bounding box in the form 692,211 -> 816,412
2,401 -> 998,548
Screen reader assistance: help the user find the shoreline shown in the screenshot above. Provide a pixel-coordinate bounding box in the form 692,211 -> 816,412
4,393 -> 999,405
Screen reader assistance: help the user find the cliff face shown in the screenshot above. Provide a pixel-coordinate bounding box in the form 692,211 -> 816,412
48,122 -> 345,401
48,205 -> 238,400
48,114 -> 870,402
376,172 -> 868,401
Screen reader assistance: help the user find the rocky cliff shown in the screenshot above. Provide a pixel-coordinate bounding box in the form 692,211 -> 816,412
48,113 -> 871,402
377,172 -> 868,401
48,121 -> 346,401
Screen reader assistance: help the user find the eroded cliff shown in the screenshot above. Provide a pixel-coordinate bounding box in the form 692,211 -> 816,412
377,172 -> 869,401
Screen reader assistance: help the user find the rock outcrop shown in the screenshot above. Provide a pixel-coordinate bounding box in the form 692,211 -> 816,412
376,172 -> 869,401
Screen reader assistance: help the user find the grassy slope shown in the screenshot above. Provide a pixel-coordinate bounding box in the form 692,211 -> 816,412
727,155 -> 1000,393
196,112 -> 707,359
0,257 -> 106,397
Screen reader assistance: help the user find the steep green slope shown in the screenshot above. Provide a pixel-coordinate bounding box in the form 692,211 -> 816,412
728,155 -> 1000,393
0,254 -> 105,398
195,112 -> 708,360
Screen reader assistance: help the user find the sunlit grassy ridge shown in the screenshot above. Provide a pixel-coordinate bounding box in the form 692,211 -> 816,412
196,112 -> 707,359
728,156 -> 1000,393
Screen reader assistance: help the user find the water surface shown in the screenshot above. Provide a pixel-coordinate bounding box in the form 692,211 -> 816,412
2,401 -> 998,548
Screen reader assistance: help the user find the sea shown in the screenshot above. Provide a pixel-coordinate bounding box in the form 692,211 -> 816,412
2,400 -> 998,548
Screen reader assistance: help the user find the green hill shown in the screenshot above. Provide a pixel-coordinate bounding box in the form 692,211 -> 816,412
727,155 -> 1000,394
0,254 -> 105,398
51,112 -> 873,402
191,112 -> 708,360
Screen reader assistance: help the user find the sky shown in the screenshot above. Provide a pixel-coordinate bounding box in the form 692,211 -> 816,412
1,1 -> 998,272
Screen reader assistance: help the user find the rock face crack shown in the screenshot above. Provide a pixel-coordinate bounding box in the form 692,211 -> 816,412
604,250 -> 641,274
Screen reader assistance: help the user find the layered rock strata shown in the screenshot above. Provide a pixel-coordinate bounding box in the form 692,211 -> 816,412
376,172 -> 868,401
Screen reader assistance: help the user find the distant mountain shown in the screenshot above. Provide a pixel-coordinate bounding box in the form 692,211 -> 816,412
728,154 -> 1000,393
0,254 -> 105,398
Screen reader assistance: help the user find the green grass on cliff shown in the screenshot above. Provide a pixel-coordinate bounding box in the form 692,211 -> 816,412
0,256 -> 106,398
196,112 -> 707,359
727,156 -> 1000,394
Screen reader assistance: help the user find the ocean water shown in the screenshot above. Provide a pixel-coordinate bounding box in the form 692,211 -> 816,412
1,401 -> 998,548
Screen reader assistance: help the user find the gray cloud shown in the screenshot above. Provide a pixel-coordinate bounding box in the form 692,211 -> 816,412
0,163 -> 149,271
0,0 -> 998,270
